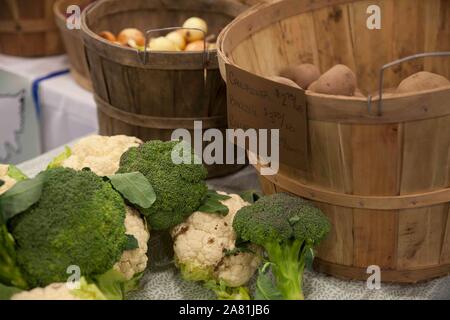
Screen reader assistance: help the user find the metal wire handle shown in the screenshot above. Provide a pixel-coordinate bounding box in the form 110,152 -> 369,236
368,51 -> 450,116
137,27 -> 210,67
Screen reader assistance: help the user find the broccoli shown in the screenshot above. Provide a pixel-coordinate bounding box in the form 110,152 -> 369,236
8,168 -> 128,288
118,140 -> 208,230
233,193 -> 330,300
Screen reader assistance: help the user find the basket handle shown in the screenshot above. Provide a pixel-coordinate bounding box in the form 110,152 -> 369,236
6,0 -> 20,26
371,51 -> 450,116
137,27 -> 210,68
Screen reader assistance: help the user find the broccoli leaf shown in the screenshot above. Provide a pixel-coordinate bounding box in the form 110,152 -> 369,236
198,190 -> 231,215
91,269 -> 128,300
7,165 -> 28,181
254,262 -> 284,300
204,280 -> 251,300
239,190 -> 262,204
70,277 -> 107,300
125,234 -> 139,251
47,146 -> 72,169
0,173 -> 45,225
0,282 -> 22,300
0,225 -> 28,289
108,172 -> 156,209
224,240 -> 254,256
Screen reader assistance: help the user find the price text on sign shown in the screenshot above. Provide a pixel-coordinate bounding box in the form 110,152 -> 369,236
225,64 -> 309,172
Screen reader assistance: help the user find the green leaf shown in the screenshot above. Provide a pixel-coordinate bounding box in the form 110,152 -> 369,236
254,262 -> 284,300
198,190 -> 231,216
47,146 -> 72,169
108,172 -> 156,209
7,165 -> 27,181
124,271 -> 144,294
204,280 -> 251,300
0,225 -> 28,289
125,234 -> 139,251
0,283 -> 22,300
91,269 -> 128,300
239,190 -> 262,204
224,240 -> 254,256
0,173 -> 45,225
70,277 -> 107,300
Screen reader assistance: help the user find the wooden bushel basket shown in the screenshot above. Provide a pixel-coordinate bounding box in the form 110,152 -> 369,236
218,0 -> 450,283
54,0 -> 93,91
81,0 -> 250,178
0,0 -> 64,57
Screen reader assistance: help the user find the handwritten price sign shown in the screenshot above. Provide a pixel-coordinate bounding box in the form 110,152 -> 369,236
226,64 -> 309,171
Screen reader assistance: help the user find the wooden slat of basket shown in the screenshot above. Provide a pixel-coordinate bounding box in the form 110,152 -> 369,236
397,115 -> 450,268
309,121 -> 354,266
351,124 -> 401,269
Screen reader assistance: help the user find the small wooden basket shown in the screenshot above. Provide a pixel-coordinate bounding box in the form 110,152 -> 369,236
0,0 -> 64,57
81,0 -> 250,178
218,0 -> 450,283
54,0 -> 93,91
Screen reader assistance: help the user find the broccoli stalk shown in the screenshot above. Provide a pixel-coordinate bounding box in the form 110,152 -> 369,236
233,193 -> 330,300
264,240 -> 308,300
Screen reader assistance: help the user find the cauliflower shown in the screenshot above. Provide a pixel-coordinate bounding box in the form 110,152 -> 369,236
11,283 -> 81,300
62,135 -> 142,176
171,192 -> 261,299
0,164 -> 17,195
11,278 -> 109,300
114,206 -> 150,280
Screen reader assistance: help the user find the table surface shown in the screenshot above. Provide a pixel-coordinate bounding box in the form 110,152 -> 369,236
0,54 -> 98,153
17,142 -> 450,300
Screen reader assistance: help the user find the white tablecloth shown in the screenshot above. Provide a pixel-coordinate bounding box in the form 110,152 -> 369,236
0,54 -> 98,152
17,142 -> 450,300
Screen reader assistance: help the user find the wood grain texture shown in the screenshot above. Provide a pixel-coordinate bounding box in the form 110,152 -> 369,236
82,0 -> 248,178
54,0 -> 92,90
218,0 -> 450,281
0,0 -> 64,57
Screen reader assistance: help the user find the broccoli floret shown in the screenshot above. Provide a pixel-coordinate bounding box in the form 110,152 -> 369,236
9,168 -> 128,288
233,193 -> 330,300
118,140 -> 208,230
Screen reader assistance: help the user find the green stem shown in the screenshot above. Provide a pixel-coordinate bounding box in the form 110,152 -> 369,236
265,240 -> 306,300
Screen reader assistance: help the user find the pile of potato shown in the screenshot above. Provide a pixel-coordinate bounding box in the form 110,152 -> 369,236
271,63 -> 450,97
97,17 -> 215,52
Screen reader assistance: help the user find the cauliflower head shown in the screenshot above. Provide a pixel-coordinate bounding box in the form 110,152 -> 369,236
171,192 -> 261,288
11,282 -> 81,300
62,135 -> 142,176
11,278 -> 108,300
114,206 -> 150,280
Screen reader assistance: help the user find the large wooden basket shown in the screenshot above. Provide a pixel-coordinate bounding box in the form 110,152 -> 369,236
81,0 -> 250,178
54,0 -> 93,91
218,0 -> 450,282
0,0 -> 64,57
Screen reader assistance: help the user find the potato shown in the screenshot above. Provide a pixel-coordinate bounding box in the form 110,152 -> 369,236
117,28 -> 145,47
279,63 -> 320,89
269,76 -> 301,89
396,71 -> 450,93
309,64 -> 357,96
